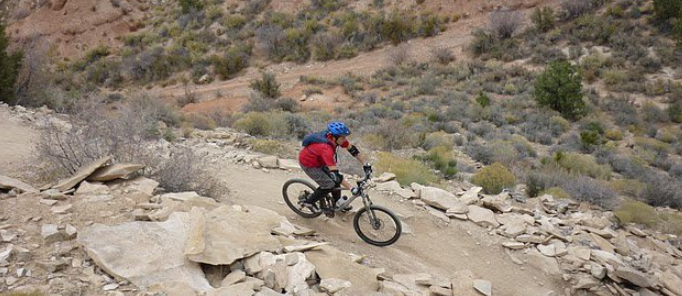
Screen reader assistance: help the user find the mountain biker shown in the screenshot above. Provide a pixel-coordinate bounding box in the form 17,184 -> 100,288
298,121 -> 372,212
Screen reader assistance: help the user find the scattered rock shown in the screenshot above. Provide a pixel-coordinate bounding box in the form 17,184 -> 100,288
221,270 -> 246,287
75,181 -> 110,196
374,172 -> 396,183
41,224 -> 67,244
460,187 -> 482,204
283,242 -> 329,253
430,285 -> 454,296
320,278 -> 352,293
502,242 -> 525,250
502,221 -> 526,237
42,188 -> 67,200
258,156 -> 279,169
51,204 -> 73,214
103,283 -> 120,291
473,279 -> 492,296
375,181 -> 413,199
53,156 -> 112,192
467,205 -> 500,228
590,233 -> 615,253
161,191 -> 201,202
307,245 -> 381,294
0,174 -> 38,193
278,159 -> 300,170
591,264 -> 606,280
572,276 -> 600,290
65,224 -> 78,239
414,185 -> 461,211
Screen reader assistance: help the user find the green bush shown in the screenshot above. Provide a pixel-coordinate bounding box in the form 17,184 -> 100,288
84,45 -> 110,63
653,0 -> 681,22
0,18 -> 23,104
475,91 -> 491,107
376,152 -> 438,186
674,17 -> 682,48
615,199 -> 682,235
250,72 -> 281,99
234,112 -> 275,136
554,152 -> 612,179
213,43 -> 252,80
416,146 -> 458,179
422,131 -> 455,150
179,0 -> 204,13
534,60 -> 585,120
668,102 -> 682,123
531,7 -> 555,32
471,162 -> 516,194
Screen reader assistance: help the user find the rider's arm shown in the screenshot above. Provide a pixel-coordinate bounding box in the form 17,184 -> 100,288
327,165 -> 352,190
347,145 -> 367,164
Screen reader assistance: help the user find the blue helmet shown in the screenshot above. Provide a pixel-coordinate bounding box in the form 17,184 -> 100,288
327,121 -> 351,137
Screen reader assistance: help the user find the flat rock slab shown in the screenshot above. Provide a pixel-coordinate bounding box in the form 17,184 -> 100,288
108,176 -> 159,196
414,184 -> 461,210
185,206 -> 284,265
0,174 -> 37,193
162,192 -> 201,202
77,212 -> 212,292
467,206 -> 500,228
306,245 -> 381,295
53,156 -> 112,192
88,163 -> 145,182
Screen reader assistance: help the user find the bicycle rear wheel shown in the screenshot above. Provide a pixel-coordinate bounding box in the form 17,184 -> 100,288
353,205 -> 402,246
282,179 -> 322,219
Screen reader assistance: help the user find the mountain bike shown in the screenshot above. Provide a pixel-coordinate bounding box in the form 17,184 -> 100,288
282,171 -> 402,246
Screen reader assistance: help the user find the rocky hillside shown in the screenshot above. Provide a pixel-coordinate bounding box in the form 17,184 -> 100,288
1,103 -> 682,296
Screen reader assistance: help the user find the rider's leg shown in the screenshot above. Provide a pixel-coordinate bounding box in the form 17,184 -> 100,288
300,166 -> 336,210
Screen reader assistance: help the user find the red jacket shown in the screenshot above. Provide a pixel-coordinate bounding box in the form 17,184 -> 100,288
299,132 -> 349,168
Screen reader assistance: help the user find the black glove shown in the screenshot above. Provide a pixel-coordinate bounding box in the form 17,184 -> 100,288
329,170 -> 343,186
363,163 -> 373,175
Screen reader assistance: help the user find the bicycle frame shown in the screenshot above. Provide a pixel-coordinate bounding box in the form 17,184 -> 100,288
329,177 -> 374,213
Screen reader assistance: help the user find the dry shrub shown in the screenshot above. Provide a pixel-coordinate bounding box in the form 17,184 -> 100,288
489,10 -> 523,39
430,47 -> 456,65
388,44 -> 412,66
36,94 -> 227,198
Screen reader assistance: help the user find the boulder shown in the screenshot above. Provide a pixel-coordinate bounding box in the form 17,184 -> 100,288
450,270 -> 480,296
446,202 -> 469,215
591,250 -> 623,267
221,271 -> 246,287
392,273 -> 432,294
502,221 -> 526,237
572,276 -> 600,290
53,156 -> 112,191
415,185 -> 462,211
481,193 -> 512,213
0,175 -> 37,193
567,246 -> 591,262
278,159 -> 300,170
526,249 -> 562,276
185,206 -> 284,265
473,279 -> 492,296
258,156 -> 279,169
467,206 -> 500,228
430,285 -> 453,296
614,266 -> 653,288
254,252 -> 315,293
590,233 -> 615,253
207,283 -> 256,296
77,212 -> 212,292
88,163 -> 145,181
591,264 -> 606,279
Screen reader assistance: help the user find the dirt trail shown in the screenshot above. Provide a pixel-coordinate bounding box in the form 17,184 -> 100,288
219,164 -> 565,296
0,107 -> 37,176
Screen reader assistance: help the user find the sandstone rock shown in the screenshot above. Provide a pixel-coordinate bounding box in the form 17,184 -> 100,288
37,260 -> 67,273
221,270 -> 246,287
75,181 -> 110,196
272,221 -> 297,236
572,276 -> 600,290
137,203 -> 163,210
392,273 -> 432,294
40,199 -> 58,206
502,242 -> 525,250
447,202 -> 470,215
591,250 -> 623,267
103,283 -> 119,291
658,269 -> 682,296
0,175 -> 37,193
258,156 -> 280,169
460,187 -> 482,205
64,224 -> 77,239
51,204 -> 73,214
415,185 -> 461,211
77,212 -> 212,292
430,285 -> 453,296
591,264 -> 606,279
257,252 -> 315,293
537,244 -> 558,257
481,193 -> 512,213
526,249 -> 562,276
53,156 -> 112,191
503,221 -> 526,237
88,163 -> 145,181
320,278 -> 352,293
467,206 -> 500,228
590,233 -> 615,253
207,283 -> 257,296
162,191 -> 200,202
567,246 -> 591,262
185,206 -> 284,265
306,245 -> 380,294
254,287 -> 284,296
148,282 -> 202,296
374,172 -> 396,183
614,266 -> 653,288
283,242 -> 329,253
42,188 -> 66,200
375,181 -> 413,199
516,235 -> 546,244
427,205 -> 451,222
120,177 -> 159,196
42,224 -> 66,244
473,279 -> 492,296
451,270 -> 480,296
0,245 -> 13,262
379,280 -> 415,296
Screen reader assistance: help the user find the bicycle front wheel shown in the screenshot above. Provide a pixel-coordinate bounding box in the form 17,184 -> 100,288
353,205 -> 402,246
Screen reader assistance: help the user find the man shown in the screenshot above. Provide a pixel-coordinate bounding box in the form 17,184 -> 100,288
298,121 -> 372,212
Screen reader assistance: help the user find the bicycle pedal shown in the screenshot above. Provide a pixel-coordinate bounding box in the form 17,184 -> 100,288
324,211 -> 335,218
